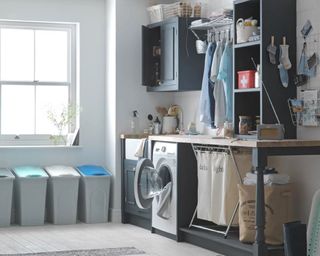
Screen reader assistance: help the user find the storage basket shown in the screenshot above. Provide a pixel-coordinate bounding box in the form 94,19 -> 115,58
236,18 -> 258,43
163,2 -> 192,20
147,4 -> 164,24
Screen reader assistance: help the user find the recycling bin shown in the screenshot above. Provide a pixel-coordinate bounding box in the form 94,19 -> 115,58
12,166 -> 48,226
77,165 -> 111,224
45,166 -> 80,225
0,169 -> 14,227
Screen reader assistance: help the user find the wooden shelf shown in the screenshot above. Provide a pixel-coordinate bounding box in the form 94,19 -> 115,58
234,88 -> 261,93
234,40 -> 261,49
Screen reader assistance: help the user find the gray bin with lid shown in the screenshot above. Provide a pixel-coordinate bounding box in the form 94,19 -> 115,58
0,169 -> 14,227
12,166 -> 48,226
77,165 -> 111,224
45,166 -> 80,225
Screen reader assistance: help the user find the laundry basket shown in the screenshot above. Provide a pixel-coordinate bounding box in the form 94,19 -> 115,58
12,166 -> 48,226
45,166 -> 80,225
77,165 -> 111,224
0,169 -> 15,227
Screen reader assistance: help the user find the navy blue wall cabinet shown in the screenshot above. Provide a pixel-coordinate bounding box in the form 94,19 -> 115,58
142,17 -> 205,92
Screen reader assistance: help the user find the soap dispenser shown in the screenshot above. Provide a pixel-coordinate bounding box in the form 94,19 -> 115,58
131,110 -> 139,134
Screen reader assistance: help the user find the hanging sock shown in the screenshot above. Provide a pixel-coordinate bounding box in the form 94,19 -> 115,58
267,44 -> 277,65
279,45 -> 292,70
278,63 -> 289,88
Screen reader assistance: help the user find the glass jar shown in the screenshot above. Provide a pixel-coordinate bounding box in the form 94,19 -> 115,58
239,116 -> 252,135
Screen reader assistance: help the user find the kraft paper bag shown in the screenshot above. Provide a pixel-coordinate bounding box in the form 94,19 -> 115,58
238,184 -> 294,245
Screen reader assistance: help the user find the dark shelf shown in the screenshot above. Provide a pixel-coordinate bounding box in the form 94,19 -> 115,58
234,0 -> 260,5
234,88 -> 261,93
180,227 -> 284,256
234,40 -> 261,49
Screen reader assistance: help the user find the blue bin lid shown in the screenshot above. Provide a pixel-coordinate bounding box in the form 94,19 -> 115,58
77,165 -> 111,176
0,168 -> 14,179
13,166 -> 48,178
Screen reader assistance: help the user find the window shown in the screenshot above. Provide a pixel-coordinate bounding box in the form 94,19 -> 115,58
0,20 -> 78,145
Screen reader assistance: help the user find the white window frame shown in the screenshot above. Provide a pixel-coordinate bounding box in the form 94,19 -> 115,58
0,20 -> 79,146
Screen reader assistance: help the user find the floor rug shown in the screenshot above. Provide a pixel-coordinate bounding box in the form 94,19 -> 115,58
3,247 -> 146,256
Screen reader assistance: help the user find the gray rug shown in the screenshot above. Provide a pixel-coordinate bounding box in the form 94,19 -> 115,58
3,247 -> 145,256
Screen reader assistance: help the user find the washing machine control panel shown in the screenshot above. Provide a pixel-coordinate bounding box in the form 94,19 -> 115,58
153,142 -> 177,156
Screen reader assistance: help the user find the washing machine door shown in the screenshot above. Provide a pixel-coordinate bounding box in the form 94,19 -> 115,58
134,158 -> 164,209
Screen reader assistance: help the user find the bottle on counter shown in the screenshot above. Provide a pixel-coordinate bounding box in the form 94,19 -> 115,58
255,64 -> 260,88
131,110 -> 139,135
154,116 -> 161,135
239,116 -> 252,135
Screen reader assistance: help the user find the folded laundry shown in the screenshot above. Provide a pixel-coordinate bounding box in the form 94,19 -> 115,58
243,172 -> 290,186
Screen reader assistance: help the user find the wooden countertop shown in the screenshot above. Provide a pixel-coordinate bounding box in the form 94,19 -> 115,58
147,135 -> 320,148
120,134 -> 149,139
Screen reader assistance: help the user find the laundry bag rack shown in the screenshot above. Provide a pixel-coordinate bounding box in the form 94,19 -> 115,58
189,144 -> 249,238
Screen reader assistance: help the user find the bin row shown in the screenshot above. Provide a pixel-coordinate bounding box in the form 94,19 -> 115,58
0,165 -> 111,227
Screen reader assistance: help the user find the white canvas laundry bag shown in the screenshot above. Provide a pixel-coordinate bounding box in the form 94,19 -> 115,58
197,150 -> 215,221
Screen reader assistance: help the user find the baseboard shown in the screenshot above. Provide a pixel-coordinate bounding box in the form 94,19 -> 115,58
109,208 -> 122,223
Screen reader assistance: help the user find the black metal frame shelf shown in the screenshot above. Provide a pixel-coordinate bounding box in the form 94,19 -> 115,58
180,227 -> 284,256
234,0 -> 260,5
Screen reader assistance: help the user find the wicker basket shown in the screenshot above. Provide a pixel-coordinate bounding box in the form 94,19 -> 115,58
147,4 -> 164,24
147,2 -> 192,24
163,2 -> 192,20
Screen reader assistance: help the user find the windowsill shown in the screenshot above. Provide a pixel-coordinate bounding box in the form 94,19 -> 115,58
0,145 -> 83,149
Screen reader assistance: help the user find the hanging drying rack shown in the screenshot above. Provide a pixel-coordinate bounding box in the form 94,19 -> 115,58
189,144 -> 244,238
189,17 -> 233,31
189,17 -> 234,43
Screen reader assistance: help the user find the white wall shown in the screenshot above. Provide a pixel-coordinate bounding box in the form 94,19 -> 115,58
0,0 -> 106,166
106,0 -> 173,221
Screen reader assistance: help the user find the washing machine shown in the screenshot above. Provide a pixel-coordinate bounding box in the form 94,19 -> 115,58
134,142 -> 177,237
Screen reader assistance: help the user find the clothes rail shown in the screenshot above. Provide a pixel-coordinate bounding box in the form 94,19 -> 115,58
190,143 -> 243,238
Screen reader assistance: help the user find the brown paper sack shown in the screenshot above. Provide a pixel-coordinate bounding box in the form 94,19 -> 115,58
238,184 -> 294,245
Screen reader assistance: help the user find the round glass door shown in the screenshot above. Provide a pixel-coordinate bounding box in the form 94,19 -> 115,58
134,158 -> 158,209
134,158 -> 172,209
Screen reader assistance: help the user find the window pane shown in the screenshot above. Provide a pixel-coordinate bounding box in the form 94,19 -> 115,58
0,28 -> 34,81
36,86 -> 69,134
1,85 -> 35,134
35,30 -> 68,82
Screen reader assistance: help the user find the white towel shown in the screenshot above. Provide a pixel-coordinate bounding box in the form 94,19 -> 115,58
243,172 -> 290,186
134,138 -> 146,158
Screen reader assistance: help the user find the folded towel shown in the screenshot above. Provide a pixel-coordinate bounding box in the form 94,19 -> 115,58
244,172 -> 290,186
134,138 -> 146,158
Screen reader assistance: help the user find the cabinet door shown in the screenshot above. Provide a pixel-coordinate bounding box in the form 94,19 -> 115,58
142,25 -> 160,87
124,160 -> 151,219
159,21 -> 178,90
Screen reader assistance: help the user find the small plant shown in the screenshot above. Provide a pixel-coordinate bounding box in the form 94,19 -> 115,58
47,104 -> 80,145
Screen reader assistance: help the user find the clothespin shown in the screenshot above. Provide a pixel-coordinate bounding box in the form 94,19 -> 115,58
282,36 -> 286,45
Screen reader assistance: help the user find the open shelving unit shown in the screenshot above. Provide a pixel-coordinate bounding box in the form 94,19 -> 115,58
232,0 -> 297,138
177,0 -> 297,255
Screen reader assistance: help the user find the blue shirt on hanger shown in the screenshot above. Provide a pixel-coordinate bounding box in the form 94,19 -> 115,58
200,42 -> 216,127
217,41 -> 233,122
